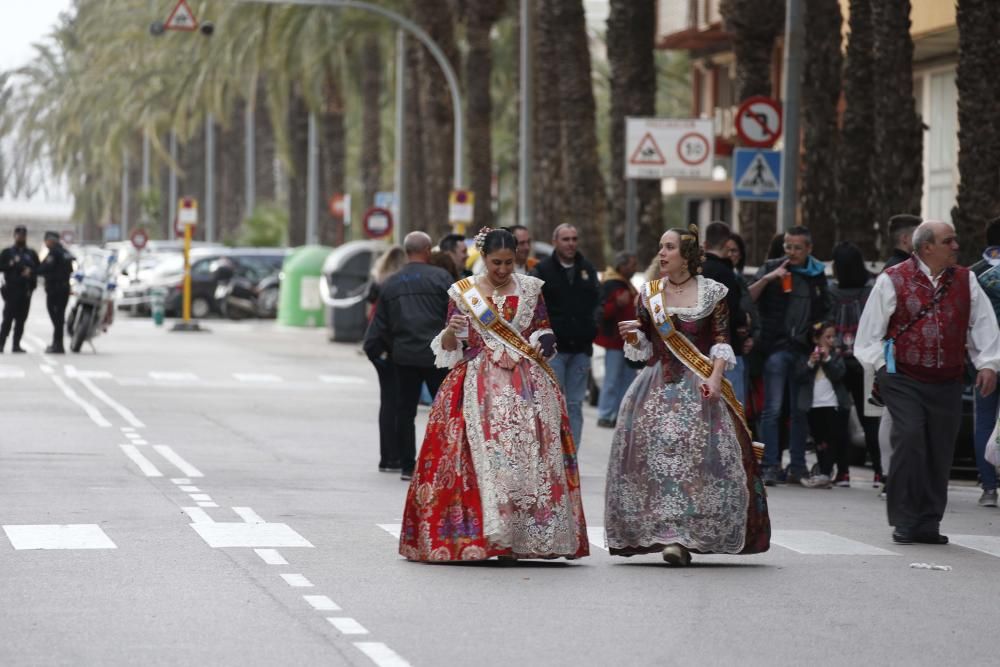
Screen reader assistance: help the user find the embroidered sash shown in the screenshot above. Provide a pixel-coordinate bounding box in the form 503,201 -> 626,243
645,279 -> 762,461
455,278 -> 559,386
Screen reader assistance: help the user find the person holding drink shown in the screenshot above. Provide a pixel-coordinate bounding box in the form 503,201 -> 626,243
398,228 -> 589,562
604,226 -> 770,566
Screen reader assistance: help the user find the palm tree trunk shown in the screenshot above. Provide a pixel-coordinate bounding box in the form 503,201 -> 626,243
287,92 -> 309,247
532,0 -> 569,244
607,0 -> 660,263
464,0 -> 503,233
254,80 -> 277,204
720,0 -> 784,264
412,0 -> 460,242
837,0 -> 877,260
551,0 -> 607,265
871,0 -> 923,250
360,35 -> 382,210
800,0 -> 842,259
218,107 -> 246,243
404,39 -> 428,241
952,0 -> 1000,264
319,67 -> 346,247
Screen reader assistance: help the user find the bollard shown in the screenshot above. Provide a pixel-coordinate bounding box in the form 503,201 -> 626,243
150,287 -> 167,326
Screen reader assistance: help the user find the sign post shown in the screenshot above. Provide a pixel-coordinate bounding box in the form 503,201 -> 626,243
448,190 -> 474,235
623,117 -> 715,253
171,197 -> 205,332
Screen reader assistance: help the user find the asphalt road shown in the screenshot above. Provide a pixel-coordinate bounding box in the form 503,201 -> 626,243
2,297 -> 998,666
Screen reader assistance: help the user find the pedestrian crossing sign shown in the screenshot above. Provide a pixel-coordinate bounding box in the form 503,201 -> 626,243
733,148 -> 782,201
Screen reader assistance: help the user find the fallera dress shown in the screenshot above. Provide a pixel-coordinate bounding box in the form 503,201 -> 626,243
604,276 -> 770,556
399,273 -> 589,561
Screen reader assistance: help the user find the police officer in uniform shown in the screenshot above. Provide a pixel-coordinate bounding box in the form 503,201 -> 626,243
0,225 -> 40,353
36,231 -> 74,354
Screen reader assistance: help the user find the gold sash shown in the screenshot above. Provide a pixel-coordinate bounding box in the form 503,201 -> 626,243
455,277 -> 559,386
644,279 -> 762,461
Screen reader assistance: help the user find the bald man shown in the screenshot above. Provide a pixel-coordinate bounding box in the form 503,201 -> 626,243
363,231 -> 453,480
856,221 -> 1000,544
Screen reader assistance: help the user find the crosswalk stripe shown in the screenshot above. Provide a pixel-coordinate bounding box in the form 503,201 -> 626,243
233,373 -> 282,383
3,524 -> 117,550
770,530 -> 899,556
950,534 -> 1000,558
379,524 -> 606,552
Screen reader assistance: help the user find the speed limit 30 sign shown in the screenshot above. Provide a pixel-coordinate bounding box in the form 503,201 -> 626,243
625,118 -> 715,180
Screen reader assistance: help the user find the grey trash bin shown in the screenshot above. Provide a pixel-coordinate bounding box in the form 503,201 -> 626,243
321,240 -> 386,342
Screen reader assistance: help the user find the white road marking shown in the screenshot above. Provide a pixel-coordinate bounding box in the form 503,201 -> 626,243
327,618 -> 368,635
233,507 -> 266,524
152,445 -> 204,478
255,548 -> 288,565
586,527 -> 608,551
39,364 -> 54,375
179,486 -> 200,492
189,494 -> 212,502
950,534 -> 1000,558
50,375 -> 112,427
197,502 -> 218,508
233,372 -> 283,383
0,366 -> 26,379
319,375 -> 367,385
64,366 -> 112,380
280,574 -> 314,588
190,523 -> 314,548
377,524 -> 401,539
121,427 -> 136,433
72,373 -> 146,428
354,642 -> 411,667
3,524 -> 117,550
304,595 -> 340,611
171,478 -> 191,485
132,439 -> 149,445
150,371 -> 199,382
770,530 -> 899,556
182,507 -> 215,524
120,445 -> 163,477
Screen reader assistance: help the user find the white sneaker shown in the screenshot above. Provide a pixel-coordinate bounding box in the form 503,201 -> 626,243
800,473 -> 833,489
662,543 -> 692,566
979,490 -> 998,507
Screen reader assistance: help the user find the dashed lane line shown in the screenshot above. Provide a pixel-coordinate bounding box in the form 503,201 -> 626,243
353,642 -> 412,667
255,549 -> 288,565
182,507 -> 214,524
49,374 -> 112,427
304,595 -> 340,611
197,501 -> 219,508
327,618 -> 368,635
280,574 -> 314,588
233,507 -> 267,524
152,445 -> 204,478
120,445 -> 163,477
69,371 -> 145,428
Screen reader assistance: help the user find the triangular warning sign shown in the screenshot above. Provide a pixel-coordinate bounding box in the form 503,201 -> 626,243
737,153 -> 779,194
165,0 -> 199,32
629,133 -> 667,165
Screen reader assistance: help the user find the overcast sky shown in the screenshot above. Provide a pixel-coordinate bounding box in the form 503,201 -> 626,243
0,1 -> 72,72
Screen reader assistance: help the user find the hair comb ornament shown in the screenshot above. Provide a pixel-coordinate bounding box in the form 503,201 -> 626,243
474,227 -> 492,253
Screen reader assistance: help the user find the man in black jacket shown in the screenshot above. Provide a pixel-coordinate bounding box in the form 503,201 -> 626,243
884,214 -> 920,269
532,223 -> 599,449
750,226 -> 832,485
364,231 -> 452,480
0,225 -> 39,353
702,221 -> 750,405
36,231 -> 74,354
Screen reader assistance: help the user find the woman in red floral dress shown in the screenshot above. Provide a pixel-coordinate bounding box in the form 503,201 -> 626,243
399,228 -> 589,562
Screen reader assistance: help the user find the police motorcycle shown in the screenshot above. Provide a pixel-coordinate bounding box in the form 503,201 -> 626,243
67,247 -> 118,352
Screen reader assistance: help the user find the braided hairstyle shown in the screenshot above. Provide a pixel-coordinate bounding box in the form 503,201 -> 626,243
664,224 -> 705,276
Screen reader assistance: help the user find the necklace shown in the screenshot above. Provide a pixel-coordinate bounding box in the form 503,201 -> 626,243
486,275 -> 513,307
666,274 -> 693,294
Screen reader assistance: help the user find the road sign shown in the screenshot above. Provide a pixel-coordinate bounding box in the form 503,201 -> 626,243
130,228 -> 149,251
362,207 -> 393,240
165,0 -> 199,32
374,191 -> 395,210
178,197 -> 198,225
328,194 -> 346,218
103,224 -> 122,242
624,118 -> 715,179
449,190 -> 474,226
733,148 -> 782,201
736,96 -> 782,148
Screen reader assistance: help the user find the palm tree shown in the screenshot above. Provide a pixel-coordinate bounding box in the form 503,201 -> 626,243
719,0 -> 784,264
871,0 -> 923,250
359,34 -> 383,210
837,0 -> 877,260
799,0 -> 842,258
607,0 -> 660,261
952,0 -> 1000,263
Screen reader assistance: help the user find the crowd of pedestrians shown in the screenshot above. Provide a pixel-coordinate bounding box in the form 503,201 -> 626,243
364,214 -> 1000,563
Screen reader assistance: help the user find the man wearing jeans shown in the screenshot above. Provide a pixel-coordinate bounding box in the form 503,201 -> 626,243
750,226 -> 832,486
594,251 -> 638,428
533,224 -> 600,449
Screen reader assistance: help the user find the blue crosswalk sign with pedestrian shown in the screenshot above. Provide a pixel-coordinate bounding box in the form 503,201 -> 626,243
733,148 -> 782,201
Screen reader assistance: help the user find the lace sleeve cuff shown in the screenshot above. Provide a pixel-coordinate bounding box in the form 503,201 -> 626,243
624,331 -> 653,362
528,328 -> 553,347
710,343 -> 737,370
430,330 -> 464,368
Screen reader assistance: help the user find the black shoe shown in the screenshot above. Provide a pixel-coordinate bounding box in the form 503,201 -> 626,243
914,532 -> 949,545
596,418 -> 616,428
892,530 -> 915,545
378,463 -> 402,473
400,470 -> 413,481
45,345 -> 65,354
11,346 -> 26,354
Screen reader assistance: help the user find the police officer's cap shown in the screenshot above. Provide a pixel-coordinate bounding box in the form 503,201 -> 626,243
13,225 -> 27,234
44,231 -> 59,241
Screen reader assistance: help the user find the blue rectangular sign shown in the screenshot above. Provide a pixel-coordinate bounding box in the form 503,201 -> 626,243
732,148 -> 782,202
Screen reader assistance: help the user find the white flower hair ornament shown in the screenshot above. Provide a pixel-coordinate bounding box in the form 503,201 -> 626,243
474,227 -> 493,254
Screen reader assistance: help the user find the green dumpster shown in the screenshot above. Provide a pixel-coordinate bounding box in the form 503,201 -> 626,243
277,245 -> 334,327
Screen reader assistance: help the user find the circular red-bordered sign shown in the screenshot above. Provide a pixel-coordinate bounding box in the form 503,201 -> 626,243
736,96 -> 783,148
362,207 -> 394,240
677,132 -> 711,166
131,228 -> 149,250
